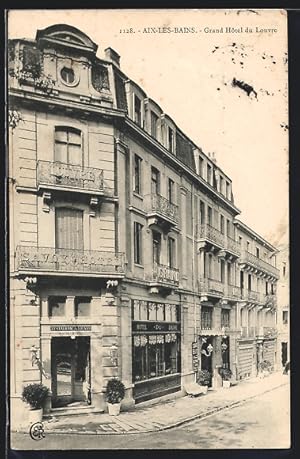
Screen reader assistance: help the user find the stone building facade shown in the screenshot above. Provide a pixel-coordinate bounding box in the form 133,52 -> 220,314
8,24 -> 280,427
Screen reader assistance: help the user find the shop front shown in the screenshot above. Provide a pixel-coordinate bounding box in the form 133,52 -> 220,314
132,300 -> 181,403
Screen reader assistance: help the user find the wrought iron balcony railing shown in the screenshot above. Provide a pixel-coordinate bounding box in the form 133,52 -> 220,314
152,262 -> 179,286
37,161 -> 105,194
225,236 -> 241,256
239,250 -> 280,278
15,246 -> 125,276
199,278 -> 224,295
196,224 -> 224,248
264,293 -> 277,308
147,194 -> 179,224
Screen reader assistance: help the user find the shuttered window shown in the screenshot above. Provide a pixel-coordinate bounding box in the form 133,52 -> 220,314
55,208 -> 83,250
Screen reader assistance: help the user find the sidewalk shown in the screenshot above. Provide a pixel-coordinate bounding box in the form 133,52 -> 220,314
36,372 -> 290,435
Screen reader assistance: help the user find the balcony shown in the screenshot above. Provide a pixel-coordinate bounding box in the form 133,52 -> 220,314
150,262 -> 179,289
264,293 -> 277,309
199,278 -> 225,296
15,246 -> 125,278
146,194 -> 179,231
224,236 -> 241,257
196,224 -> 224,249
37,161 -> 105,196
225,284 -> 242,300
239,250 -> 280,279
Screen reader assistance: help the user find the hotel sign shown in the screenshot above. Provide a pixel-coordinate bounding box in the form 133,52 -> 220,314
50,325 -> 92,332
132,322 -> 180,332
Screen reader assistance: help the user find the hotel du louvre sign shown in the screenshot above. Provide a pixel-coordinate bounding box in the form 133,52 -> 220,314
152,263 -> 179,285
132,322 -> 180,332
50,325 -> 92,332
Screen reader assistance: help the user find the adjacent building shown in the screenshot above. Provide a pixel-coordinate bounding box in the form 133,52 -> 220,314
8,24 -> 280,427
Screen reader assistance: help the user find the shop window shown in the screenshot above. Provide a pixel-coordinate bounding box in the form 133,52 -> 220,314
148,302 -> 157,321
168,127 -> 174,153
151,166 -> 160,195
133,154 -> 142,194
134,222 -> 143,265
48,296 -> 66,317
282,311 -> 288,325
134,95 -> 142,126
201,306 -> 212,330
75,297 -> 91,317
165,304 -> 178,322
55,127 -> 82,166
168,178 -> 175,204
221,309 -> 230,328
151,111 -> 159,139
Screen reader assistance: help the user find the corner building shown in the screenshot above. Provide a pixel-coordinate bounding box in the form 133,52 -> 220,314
8,25 -> 280,425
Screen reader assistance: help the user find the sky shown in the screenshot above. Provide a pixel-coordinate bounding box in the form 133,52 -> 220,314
7,9 -> 289,244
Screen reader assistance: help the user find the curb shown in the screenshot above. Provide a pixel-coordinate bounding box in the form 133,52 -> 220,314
29,380 -> 288,436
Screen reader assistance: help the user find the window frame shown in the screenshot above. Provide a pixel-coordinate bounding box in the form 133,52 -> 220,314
54,126 -> 83,166
133,153 -> 143,195
134,221 -> 143,265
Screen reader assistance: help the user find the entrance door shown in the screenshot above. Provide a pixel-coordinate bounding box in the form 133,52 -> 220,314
51,337 -> 90,408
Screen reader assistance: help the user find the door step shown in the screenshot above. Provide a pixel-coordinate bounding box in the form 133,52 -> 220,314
47,405 -> 104,417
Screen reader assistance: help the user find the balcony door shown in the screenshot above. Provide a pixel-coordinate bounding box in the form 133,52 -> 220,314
55,208 -> 84,251
55,127 -> 82,166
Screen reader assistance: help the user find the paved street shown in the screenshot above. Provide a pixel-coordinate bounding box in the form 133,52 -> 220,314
10,383 -> 290,450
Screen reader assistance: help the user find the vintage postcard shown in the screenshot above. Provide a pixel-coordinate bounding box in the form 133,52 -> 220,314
7,9 -> 289,450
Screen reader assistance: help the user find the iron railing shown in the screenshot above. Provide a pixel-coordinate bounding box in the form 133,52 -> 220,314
16,246 -> 125,275
196,223 -> 224,247
239,250 -> 280,278
152,262 -> 179,286
37,161 -> 105,193
147,194 -> 179,224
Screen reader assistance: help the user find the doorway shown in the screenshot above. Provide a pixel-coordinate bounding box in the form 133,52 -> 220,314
51,336 -> 90,408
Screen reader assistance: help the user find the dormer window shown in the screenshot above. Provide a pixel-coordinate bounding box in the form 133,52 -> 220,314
134,95 -> 142,126
61,67 -> 75,84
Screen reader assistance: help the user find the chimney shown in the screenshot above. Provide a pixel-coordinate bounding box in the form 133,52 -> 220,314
105,47 -> 121,67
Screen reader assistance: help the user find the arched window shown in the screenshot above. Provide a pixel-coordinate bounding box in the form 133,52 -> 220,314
54,127 -> 82,166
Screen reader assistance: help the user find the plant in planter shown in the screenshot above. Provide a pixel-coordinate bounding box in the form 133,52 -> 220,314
105,378 -> 125,416
197,369 -> 211,392
22,383 -> 49,423
219,368 -> 233,388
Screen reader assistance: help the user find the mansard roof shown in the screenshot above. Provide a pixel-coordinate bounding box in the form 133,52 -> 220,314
36,24 -> 98,54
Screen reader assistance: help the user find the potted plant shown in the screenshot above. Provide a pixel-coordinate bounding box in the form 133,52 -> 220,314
22,383 -> 49,423
219,368 -> 233,388
105,378 -> 125,416
196,369 -> 211,393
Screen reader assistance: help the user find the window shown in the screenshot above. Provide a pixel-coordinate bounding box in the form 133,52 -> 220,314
265,281 -> 268,295
220,259 -> 225,283
221,309 -> 230,328
246,241 -> 250,252
55,208 -> 83,250
134,222 -> 143,264
168,127 -> 174,153
168,237 -> 176,268
271,283 -> 274,294
151,111 -> 159,138
208,253 -> 213,278
48,296 -> 66,317
152,231 -> 161,265
227,263 -> 232,285
226,181 -> 230,199
282,311 -> 288,325
133,154 -> 142,194
168,178 -> 175,203
219,175 -> 224,194
256,247 -> 260,258
239,236 -> 243,247
199,156 -> 204,177
208,206 -> 212,226
248,274 -> 252,291
61,67 -> 75,84
220,215 -> 225,234
134,95 -> 142,126
55,127 -> 82,166
75,297 -> 91,317
201,306 -> 213,329
151,166 -> 160,194
283,264 -> 286,277
199,200 -> 205,224
240,270 -> 244,289
207,164 -> 212,184
226,219 -> 231,238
